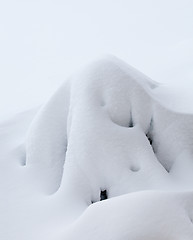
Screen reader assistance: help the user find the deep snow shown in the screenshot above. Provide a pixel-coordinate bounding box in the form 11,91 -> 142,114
1,56 -> 193,240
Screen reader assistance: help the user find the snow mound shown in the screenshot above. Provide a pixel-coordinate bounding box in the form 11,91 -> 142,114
1,56 -> 193,239
64,191 -> 193,240
26,56 -> 193,196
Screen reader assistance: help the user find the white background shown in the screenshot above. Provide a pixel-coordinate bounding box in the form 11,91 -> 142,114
0,0 -> 193,118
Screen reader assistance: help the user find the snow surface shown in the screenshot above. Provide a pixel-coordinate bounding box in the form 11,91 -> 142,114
1,56 -> 193,239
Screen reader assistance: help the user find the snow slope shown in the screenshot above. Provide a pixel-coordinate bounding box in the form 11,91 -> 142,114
1,56 -> 193,240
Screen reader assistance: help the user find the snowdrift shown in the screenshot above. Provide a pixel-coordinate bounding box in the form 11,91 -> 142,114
1,56 -> 193,240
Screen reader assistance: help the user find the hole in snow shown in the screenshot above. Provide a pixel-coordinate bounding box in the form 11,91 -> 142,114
146,133 -> 152,145
145,132 -> 157,155
100,190 -> 108,201
129,112 -> 134,128
145,118 -> 157,154
146,118 -> 153,145
130,165 -> 140,172
129,120 -> 134,128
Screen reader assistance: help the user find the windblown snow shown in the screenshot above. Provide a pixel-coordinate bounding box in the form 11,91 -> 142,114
1,56 -> 193,240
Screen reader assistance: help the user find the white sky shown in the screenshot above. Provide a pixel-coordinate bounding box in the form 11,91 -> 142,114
0,0 -> 193,118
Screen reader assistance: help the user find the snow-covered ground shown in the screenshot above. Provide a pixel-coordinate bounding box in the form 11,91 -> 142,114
1,56 -> 193,239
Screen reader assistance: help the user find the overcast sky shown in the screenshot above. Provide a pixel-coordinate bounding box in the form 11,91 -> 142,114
0,0 -> 193,118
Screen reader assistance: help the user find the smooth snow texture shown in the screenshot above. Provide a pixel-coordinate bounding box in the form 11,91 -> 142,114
63,191 -> 193,240
1,56 -> 193,240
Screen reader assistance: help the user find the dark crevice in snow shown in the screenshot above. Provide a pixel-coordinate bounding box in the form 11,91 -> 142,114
146,133 -> 152,145
91,190 -> 108,204
146,118 -> 156,153
100,190 -> 108,201
145,119 -> 170,174
129,111 -> 134,128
